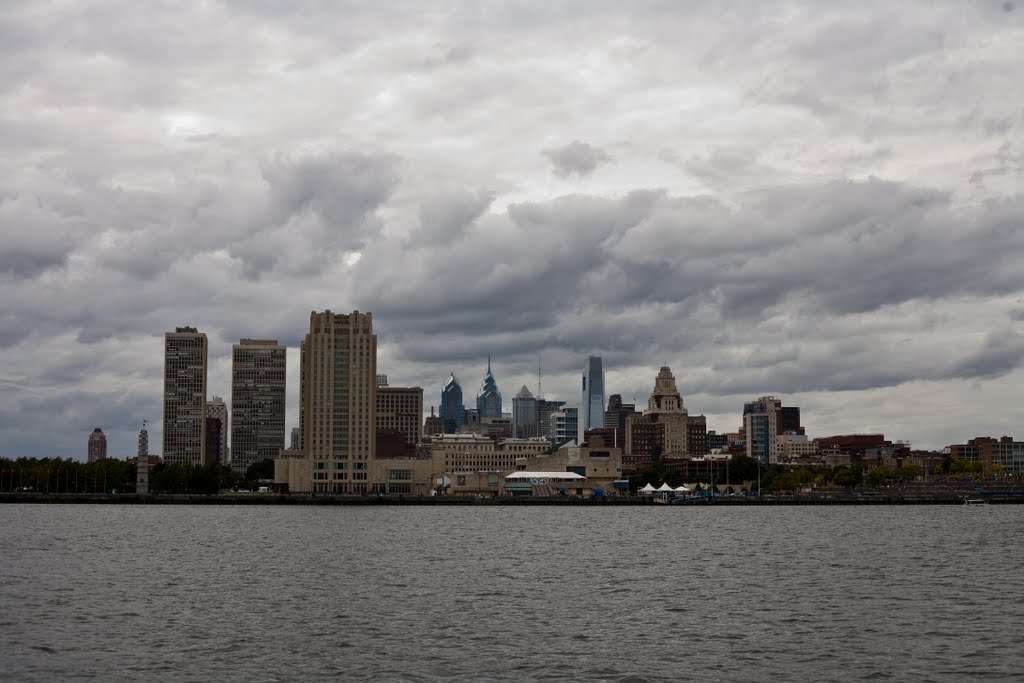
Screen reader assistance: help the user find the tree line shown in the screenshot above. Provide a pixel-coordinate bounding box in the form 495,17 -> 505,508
0,457 -> 277,494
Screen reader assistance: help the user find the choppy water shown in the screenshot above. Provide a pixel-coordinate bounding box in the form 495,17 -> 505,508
0,504 -> 1021,682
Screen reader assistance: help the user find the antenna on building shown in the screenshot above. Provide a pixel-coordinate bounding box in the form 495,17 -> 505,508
537,355 -> 543,399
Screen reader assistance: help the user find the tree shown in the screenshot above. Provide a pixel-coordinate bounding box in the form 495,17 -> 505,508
245,459 -> 275,483
833,467 -> 860,489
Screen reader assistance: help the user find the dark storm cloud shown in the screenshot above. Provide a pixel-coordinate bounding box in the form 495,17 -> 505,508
543,141 -> 612,177
1,1 -> 1023,456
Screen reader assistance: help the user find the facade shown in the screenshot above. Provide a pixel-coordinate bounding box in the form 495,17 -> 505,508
582,355 -> 605,431
687,415 -> 708,457
442,437 -> 623,498
205,414 -> 224,466
603,394 -> 638,433
163,326 -> 208,466
377,384 -> 424,446
743,396 -> 781,465
948,436 -> 1024,473
549,403 -> 582,446
779,406 -> 804,435
430,434 -> 552,474
424,407 -> 444,436
512,385 -> 538,438
476,358 -> 502,419
87,428 -> 107,463
231,340 -> 287,475
301,310 -> 377,493
626,367 -> 690,459
778,433 -> 819,460
205,395 -> 229,466
440,373 -> 465,433
537,399 -> 565,441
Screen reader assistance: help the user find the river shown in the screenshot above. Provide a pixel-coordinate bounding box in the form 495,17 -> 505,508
1,504 -> 1021,681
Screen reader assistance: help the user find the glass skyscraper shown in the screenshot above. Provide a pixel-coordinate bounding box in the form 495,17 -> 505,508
440,373 -> 465,433
477,357 -> 502,419
582,355 -> 605,431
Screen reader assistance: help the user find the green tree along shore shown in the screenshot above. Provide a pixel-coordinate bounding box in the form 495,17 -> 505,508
623,455 -> 1003,494
0,457 -> 278,494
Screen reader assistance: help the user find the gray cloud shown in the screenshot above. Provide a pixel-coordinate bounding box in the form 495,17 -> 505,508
543,140 -> 612,177
1,1 -> 1023,456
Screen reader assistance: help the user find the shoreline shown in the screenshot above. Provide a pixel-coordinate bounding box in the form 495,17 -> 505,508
2,493 -> 1022,506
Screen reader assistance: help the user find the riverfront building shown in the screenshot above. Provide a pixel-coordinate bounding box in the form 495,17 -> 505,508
163,326 -> 208,465
948,436 -> 1024,473
274,310 -> 434,495
626,367 -> 691,459
87,428 -> 107,463
231,340 -> 287,475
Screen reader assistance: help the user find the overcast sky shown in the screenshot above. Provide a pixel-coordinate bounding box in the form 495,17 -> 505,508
1,1 -> 1022,460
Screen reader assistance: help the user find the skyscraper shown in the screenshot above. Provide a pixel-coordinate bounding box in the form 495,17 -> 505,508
301,310 -> 376,493
231,339 -> 287,475
476,357 -> 502,419
440,373 -> 465,433
626,366 -> 690,459
205,395 -> 229,466
377,382 -> 424,447
582,356 -> 605,431
163,326 -> 208,466
87,428 -> 107,463
512,385 -> 538,438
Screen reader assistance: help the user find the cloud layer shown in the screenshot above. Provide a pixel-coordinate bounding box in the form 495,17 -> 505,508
1,1 -> 1022,457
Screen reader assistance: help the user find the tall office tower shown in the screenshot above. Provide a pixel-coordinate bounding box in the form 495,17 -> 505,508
298,338 -> 307,451
440,373 -> 465,433
476,357 -> 502,418
290,427 -> 301,451
536,399 -> 565,442
163,326 -> 208,465
582,355 -> 605,430
626,366 -> 690,459
603,394 -> 638,432
205,396 -> 229,465
87,428 -> 107,463
231,340 -> 287,475
744,396 -> 782,465
302,310 -> 376,493
512,385 -> 538,438
377,385 -> 424,446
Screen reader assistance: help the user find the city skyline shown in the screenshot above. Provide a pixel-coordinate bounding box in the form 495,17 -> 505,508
1,3 -> 1023,459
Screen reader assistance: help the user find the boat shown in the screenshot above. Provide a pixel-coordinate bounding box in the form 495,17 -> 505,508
963,498 -> 987,506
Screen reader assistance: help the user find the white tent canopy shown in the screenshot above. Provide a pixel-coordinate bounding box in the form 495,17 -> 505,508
656,483 -> 674,492
639,483 -> 657,493
674,486 -> 692,493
